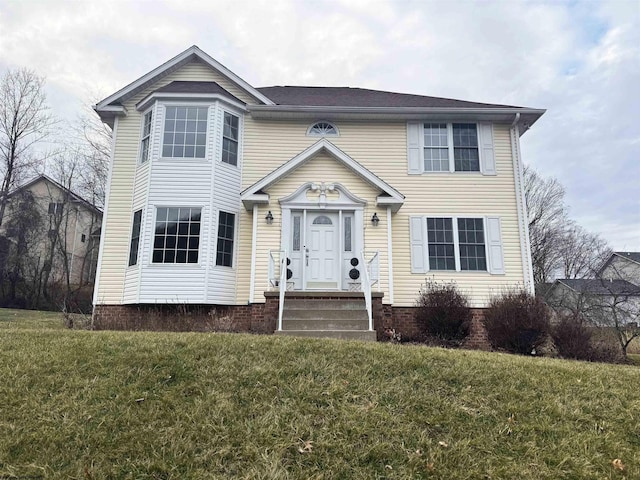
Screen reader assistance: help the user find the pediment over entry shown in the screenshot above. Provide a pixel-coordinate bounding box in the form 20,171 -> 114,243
240,139 -> 405,211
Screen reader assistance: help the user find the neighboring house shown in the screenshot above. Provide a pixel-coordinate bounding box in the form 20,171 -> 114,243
597,251 -> 640,285
1,175 -> 102,288
91,45 -> 544,340
546,252 -> 640,327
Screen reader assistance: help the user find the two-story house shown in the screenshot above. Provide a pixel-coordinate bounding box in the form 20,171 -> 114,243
1,175 -> 102,306
92,45 -> 544,340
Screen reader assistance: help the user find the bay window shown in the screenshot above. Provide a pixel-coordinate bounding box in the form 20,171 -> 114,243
162,106 -> 208,158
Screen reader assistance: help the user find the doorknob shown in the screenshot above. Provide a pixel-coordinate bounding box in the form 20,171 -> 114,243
305,247 -> 309,266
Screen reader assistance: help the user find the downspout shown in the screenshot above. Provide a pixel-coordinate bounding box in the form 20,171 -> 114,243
510,113 -> 535,293
386,207 -> 394,304
69,206 -> 79,283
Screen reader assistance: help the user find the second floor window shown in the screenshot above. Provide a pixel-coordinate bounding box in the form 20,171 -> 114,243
221,112 -> 239,166
422,123 -> 479,172
140,110 -> 153,163
162,106 -> 208,159
48,202 -> 64,216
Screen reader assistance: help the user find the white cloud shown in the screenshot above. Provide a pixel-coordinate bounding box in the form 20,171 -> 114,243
0,0 -> 637,249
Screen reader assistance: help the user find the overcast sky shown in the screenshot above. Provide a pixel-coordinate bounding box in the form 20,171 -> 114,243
1,0 -> 638,250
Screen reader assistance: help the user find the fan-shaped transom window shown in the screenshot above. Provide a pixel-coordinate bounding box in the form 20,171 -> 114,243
312,215 -> 333,225
307,121 -> 339,137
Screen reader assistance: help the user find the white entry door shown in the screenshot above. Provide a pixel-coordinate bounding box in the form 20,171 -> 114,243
306,213 -> 339,289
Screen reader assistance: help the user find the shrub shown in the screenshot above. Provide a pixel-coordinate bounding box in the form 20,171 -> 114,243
552,316 -> 625,363
483,290 -> 550,355
551,315 -> 594,360
415,280 -> 471,346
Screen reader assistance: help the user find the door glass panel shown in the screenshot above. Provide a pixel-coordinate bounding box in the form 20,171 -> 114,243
312,215 -> 332,225
344,216 -> 352,252
292,216 -> 301,251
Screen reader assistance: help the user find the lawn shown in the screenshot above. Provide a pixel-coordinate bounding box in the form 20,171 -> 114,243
1,309 -> 639,479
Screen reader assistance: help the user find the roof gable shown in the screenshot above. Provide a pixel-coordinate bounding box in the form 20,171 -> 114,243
94,45 -> 274,123
240,139 -> 404,211
596,251 -> 640,276
10,175 -> 103,215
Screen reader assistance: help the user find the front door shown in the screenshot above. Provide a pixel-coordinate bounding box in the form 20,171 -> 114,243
306,212 -> 339,289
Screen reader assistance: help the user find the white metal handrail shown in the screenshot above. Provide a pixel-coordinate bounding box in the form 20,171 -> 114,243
277,249 -> 288,331
268,250 -> 277,287
361,249 -> 373,331
367,250 -> 380,291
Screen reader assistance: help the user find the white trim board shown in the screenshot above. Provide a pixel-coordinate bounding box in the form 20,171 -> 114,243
240,138 -> 405,212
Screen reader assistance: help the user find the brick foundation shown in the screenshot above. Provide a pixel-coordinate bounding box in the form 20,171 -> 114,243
378,306 -> 491,350
92,303 -> 274,333
92,294 -> 491,349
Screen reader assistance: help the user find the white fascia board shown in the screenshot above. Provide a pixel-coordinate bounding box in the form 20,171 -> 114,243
241,193 -> 270,211
240,139 -> 405,205
376,196 -> 403,213
248,105 -> 546,132
93,105 -> 127,114
249,105 -> 546,115
136,93 -> 247,112
95,45 -> 274,113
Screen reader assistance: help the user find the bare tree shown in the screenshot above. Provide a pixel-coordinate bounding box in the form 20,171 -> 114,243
524,165 -> 567,284
546,277 -> 640,359
0,69 -> 56,227
67,104 -> 111,209
0,189 -> 44,306
559,224 -> 612,279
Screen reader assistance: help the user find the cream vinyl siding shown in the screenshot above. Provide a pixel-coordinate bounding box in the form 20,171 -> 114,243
238,120 -> 524,307
239,152 -> 389,303
95,61 -> 251,304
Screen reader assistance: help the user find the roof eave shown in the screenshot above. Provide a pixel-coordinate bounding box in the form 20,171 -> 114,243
136,92 -> 247,112
248,105 -> 545,133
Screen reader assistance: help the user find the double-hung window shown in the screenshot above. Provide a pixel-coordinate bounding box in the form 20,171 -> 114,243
216,211 -> 235,267
221,112 -> 239,166
152,207 -> 201,264
409,122 -> 494,175
410,216 -> 503,274
140,110 -> 153,163
128,210 -> 142,266
427,216 -> 485,271
423,123 -> 479,172
162,106 -> 208,158
48,202 -> 64,216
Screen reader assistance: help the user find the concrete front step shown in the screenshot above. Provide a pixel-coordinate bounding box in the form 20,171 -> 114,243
275,330 -> 377,341
282,308 -> 368,321
282,318 -> 369,331
284,298 -> 366,311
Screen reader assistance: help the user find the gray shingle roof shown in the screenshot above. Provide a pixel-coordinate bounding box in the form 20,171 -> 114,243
558,279 -> 640,296
614,252 -> 640,264
155,81 -> 244,104
256,86 -> 527,109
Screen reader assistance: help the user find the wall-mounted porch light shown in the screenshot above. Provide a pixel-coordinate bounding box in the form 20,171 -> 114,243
371,212 -> 380,227
265,210 -> 274,225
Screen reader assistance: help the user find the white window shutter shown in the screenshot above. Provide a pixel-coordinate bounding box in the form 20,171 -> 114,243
407,122 -> 422,174
410,216 -> 427,273
479,123 -> 496,175
485,216 -> 504,274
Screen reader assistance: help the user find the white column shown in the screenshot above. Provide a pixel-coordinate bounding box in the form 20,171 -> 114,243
249,204 -> 258,303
